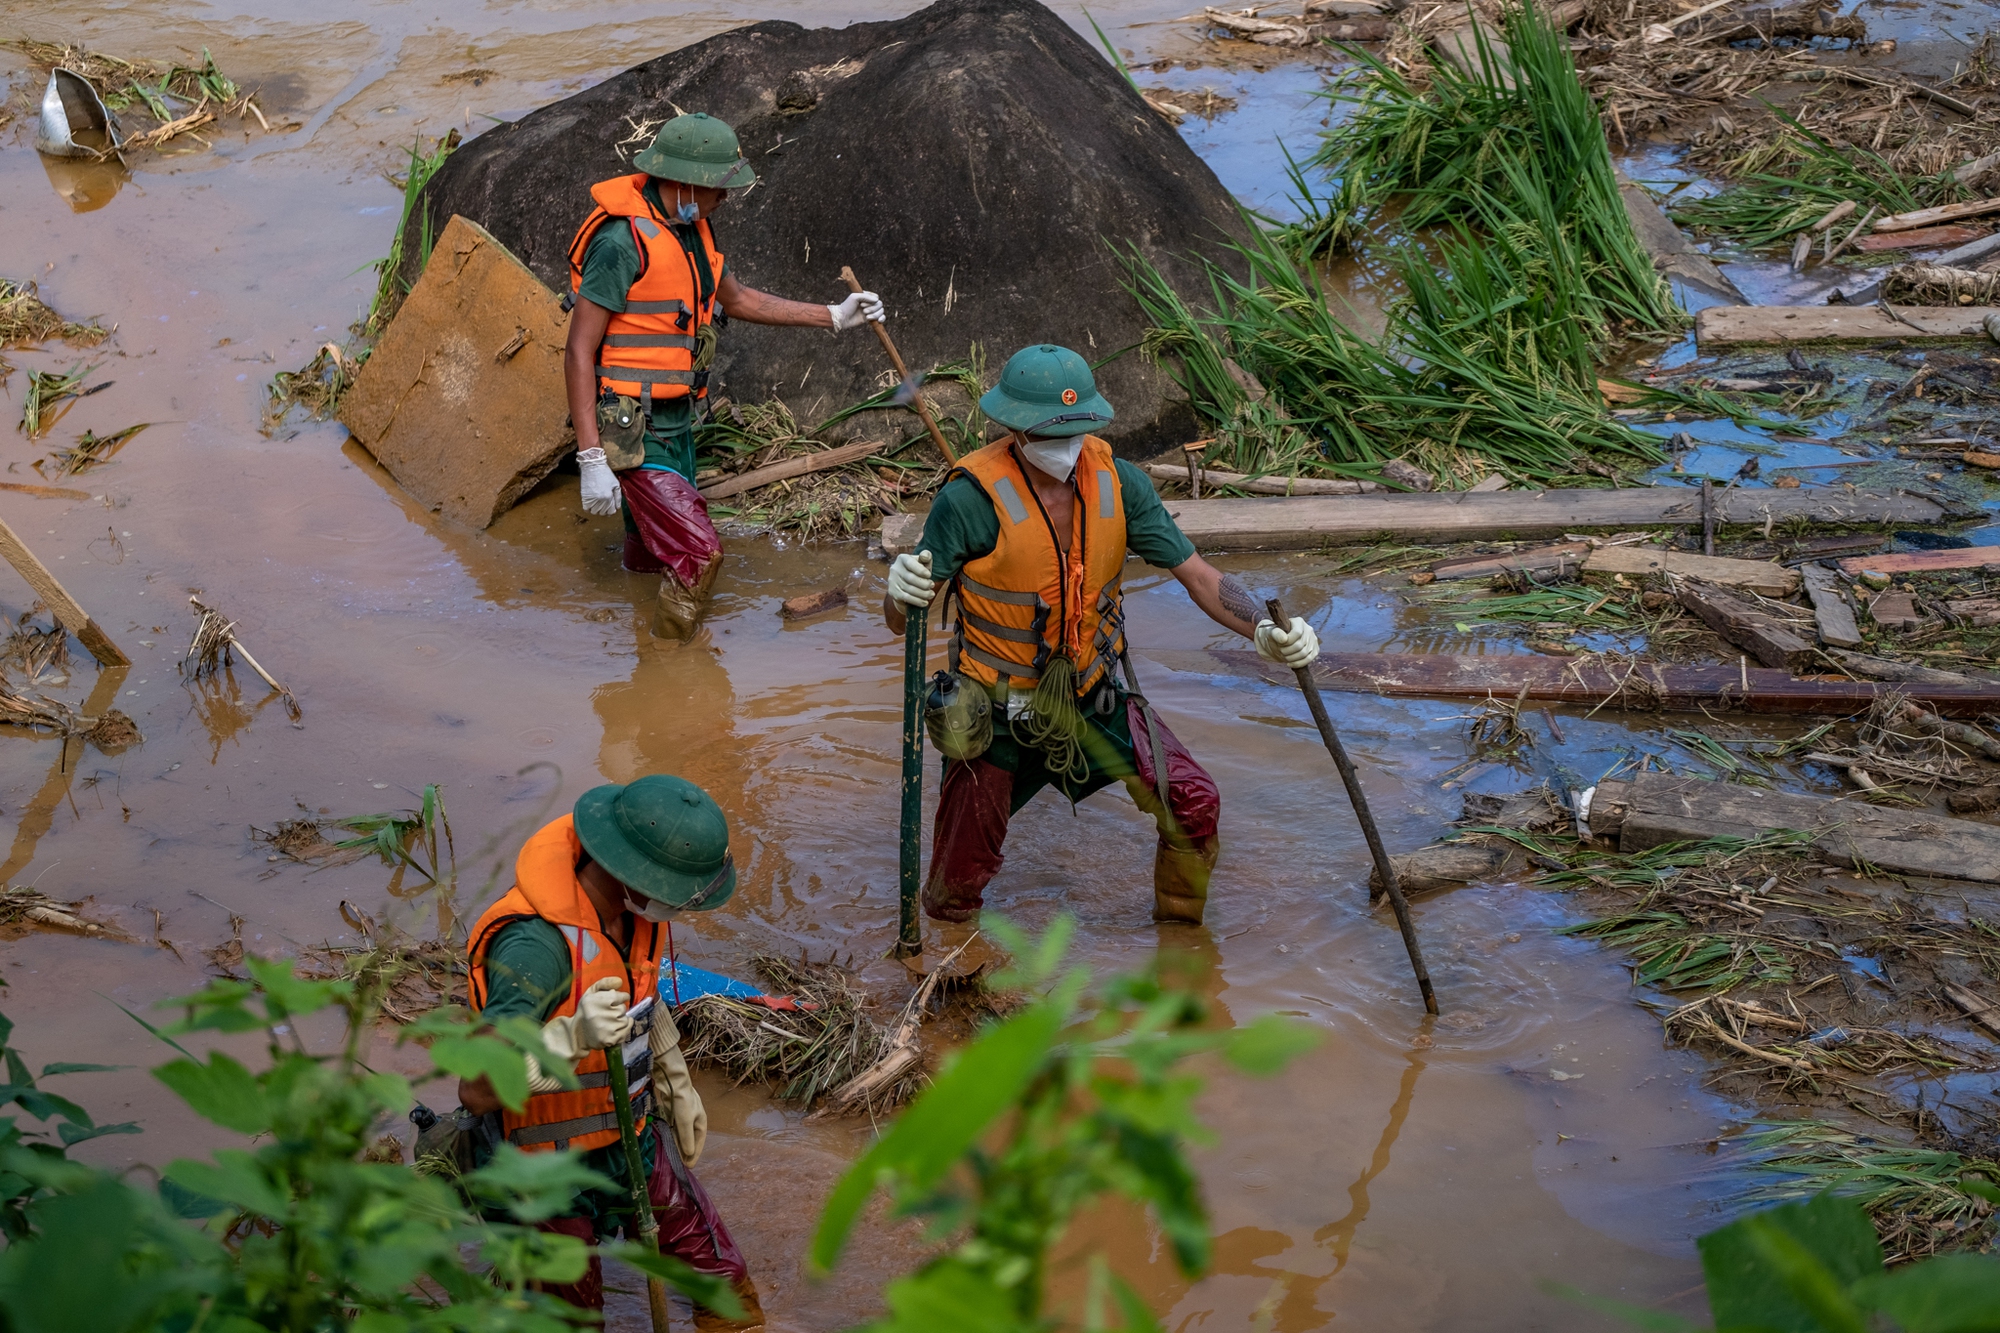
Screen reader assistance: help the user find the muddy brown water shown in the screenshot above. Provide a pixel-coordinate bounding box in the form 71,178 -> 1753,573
0,2 -> 1828,1327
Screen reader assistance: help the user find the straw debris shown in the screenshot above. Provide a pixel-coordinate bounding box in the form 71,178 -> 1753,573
1745,1120 -> 2000,1261
264,343 -> 359,429
0,886 -> 109,938
182,596 -> 302,721
12,41 -> 268,155
42,423 -> 147,479
0,280 -> 108,349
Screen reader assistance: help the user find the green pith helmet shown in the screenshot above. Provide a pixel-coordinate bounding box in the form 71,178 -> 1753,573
573,775 -> 736,910
631,112 -> 758,190
979,344 -> 1115,438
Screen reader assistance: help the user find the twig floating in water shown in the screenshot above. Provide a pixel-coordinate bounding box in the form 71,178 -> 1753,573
183,595 -> 302,722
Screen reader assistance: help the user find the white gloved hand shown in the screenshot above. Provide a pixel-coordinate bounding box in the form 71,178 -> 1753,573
523,1008 -> 586,1093
649,1007 -> 707,1165
573,977 -> 633,1051
577,447 -> 623,517
888,550 -> 936,608
1254,616 -> 1320,669
827,290 -> 885,332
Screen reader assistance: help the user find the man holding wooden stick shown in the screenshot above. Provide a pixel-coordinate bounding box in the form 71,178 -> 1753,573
883,343 -> 1320,931
458,775 -> 762,1329
565,112 -> 884,639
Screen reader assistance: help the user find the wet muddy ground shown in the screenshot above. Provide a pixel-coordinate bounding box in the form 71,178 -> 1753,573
4,0 -> 1999,1328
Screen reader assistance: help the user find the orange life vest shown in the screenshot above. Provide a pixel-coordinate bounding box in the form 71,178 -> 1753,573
565,173 -> 725,409
948,437 -> 1127,697
467,814 -> 664,1154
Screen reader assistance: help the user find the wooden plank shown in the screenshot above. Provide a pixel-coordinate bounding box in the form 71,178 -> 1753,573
1675,579 -> 1817,671
1138,463 -> 1376,496
1584,545 -> 1800,595
1800,563 -> 1862,648
1852,224 -> 1991,253
1866,589 -> 1928,632
1944,595 -> 2000,627
0,516 -> 126,667
1872,193 -> 2000,233
881,486 -> 1957,557
1696,304 -> 1999,347
699,438 -> 881,501
1468,474 -> 1510,492
1838,545 -> 2000,576
1606,771 -> 2000,883
0,482 -> 93,502
1944,983 -> 2000,1040
1187,649 -> 2000,716
1430,541 -> 1590,581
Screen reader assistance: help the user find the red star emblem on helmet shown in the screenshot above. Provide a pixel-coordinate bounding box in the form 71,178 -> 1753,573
1061,388 -> 1078,405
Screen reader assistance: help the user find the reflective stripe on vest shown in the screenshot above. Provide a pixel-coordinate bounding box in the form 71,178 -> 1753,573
467,814 -> 666,1155
565,174 -> 723,404
949,437 -> 1127,694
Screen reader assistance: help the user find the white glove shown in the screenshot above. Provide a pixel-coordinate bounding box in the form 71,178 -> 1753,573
578,446 -> 622,517
827,290 -> 885,332
649,1007 -> 707,1165
888,550 -> 936,608
573,977 -> 632,1051
1254,616 -> 1320,669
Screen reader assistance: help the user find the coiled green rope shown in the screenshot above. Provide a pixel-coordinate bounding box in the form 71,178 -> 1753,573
1015,653 -> 1091,787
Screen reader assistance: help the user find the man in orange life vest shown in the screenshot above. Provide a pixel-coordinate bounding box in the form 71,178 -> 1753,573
460,775 -> 761,1328
883,344 -> 1321,927
565,112 -> 884,637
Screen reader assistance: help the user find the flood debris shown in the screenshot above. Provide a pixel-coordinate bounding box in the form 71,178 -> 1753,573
182,596 -> 301,721
0,885 -> 109,937
0,516 -> 127,667
15,42 -> 268,157
779,588 -> 849,621
675,954 -> 930,1113
0,279 -> 109,349
252,785 -> 453,883
339,216 -> 570,528
18,364 -> 103,440
263,343 -> 355,428
42,423 -> 147,479
1745,1121 -> 2000,1262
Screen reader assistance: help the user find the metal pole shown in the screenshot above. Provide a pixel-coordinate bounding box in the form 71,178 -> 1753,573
896,603 -> 927,959
605,1042 -> 673,1333
1266,598 -> 1438,1016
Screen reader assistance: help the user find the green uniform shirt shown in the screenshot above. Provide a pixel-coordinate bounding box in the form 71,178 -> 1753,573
472,917 -> 658,1226
916,457 -> 1196,585
575,178 -> 725,481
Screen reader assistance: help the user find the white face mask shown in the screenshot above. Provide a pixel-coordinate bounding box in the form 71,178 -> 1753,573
1017,436 -> 1083,481
626,893 -> 678,923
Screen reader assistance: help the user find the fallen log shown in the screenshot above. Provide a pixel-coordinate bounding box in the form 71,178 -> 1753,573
1944,595 -> 2000,627
1584,545 -> 1800,596
1826,649 -> 1974,685
1185,649 -> 2000,716
1139,462 -> 1378,496
699,438 -> 881,501
1675,579 -> 1817,671
1800,563 -> 1862,648
880,486 -> 1960,557
1696,303 -> 2000,347
1590,772 -> 2000,882
1839,545 -> 2000,576
1369,842 -> 1508,894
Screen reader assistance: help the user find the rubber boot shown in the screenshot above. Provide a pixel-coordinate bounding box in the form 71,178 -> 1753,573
925,913 -> 1006,979
1153,834 -> 1218,925
651,553 -> 723,641
693,1273 -> 765,1331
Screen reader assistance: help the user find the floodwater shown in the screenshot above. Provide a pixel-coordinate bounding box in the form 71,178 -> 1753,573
0,2 -> 1815,1327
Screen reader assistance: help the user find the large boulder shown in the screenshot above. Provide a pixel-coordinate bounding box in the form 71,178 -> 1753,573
405,0 -> 1246,457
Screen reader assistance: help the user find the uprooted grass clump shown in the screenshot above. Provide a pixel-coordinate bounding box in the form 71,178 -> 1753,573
1127,4 -> 1677,489
13,41 -> 268,152
1744,1119 -> 2000,1262
263,343 -> 360,430
0,280 -> 109,349
252,784 -> 454,884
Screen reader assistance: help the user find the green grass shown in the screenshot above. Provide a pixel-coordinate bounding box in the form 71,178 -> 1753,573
1671,112 -> 1935,250
1744,1120 -> 2000,1260
1559,911 -> 1795,990
366,132 -> 461,335
326,783 -> 453,884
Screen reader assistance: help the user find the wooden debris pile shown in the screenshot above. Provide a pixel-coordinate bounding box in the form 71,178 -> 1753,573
13,40 -> 271,155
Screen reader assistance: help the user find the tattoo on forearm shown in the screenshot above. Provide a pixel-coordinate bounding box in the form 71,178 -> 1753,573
1218,574 -> 1257,626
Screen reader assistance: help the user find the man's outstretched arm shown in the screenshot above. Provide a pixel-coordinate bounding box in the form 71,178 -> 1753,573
1169,554 -> 1258,638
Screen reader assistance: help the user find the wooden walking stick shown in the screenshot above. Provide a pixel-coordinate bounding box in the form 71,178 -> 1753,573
839,266 -> 958,464
1265,598 -> 1438,1016
895,599 -> 927,960
603,1013 -> 674,1333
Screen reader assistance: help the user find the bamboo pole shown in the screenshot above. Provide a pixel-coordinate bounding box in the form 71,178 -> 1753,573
604,1038 -> 673,1333
839,266 -> 957,464
1265,597 -> 1437,1015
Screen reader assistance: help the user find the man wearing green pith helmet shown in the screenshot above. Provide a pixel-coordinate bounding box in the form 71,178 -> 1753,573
461,775 -> 762,1328
882,344 -> 1322,930
565,112 -> 886,638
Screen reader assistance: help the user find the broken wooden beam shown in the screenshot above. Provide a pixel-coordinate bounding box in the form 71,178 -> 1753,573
1589,772 -> 2000,883
1186,649 -> 2000,716
1584,545 -> 1800,595
1865,589 -> 1929,632
0,517 -> 127,667
879,486 -> 1959,557
1799,563 -> 1862,648
1838,545 -> 2000,576
1872,193 -> 2000,234
699,438 -> 882,501
1945,983 -> 2000,1040
1696,303 -> 2000,348
1674,579 -> 1817,671
1430,541 -> 1590,581
1826,649 -> 1976,684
